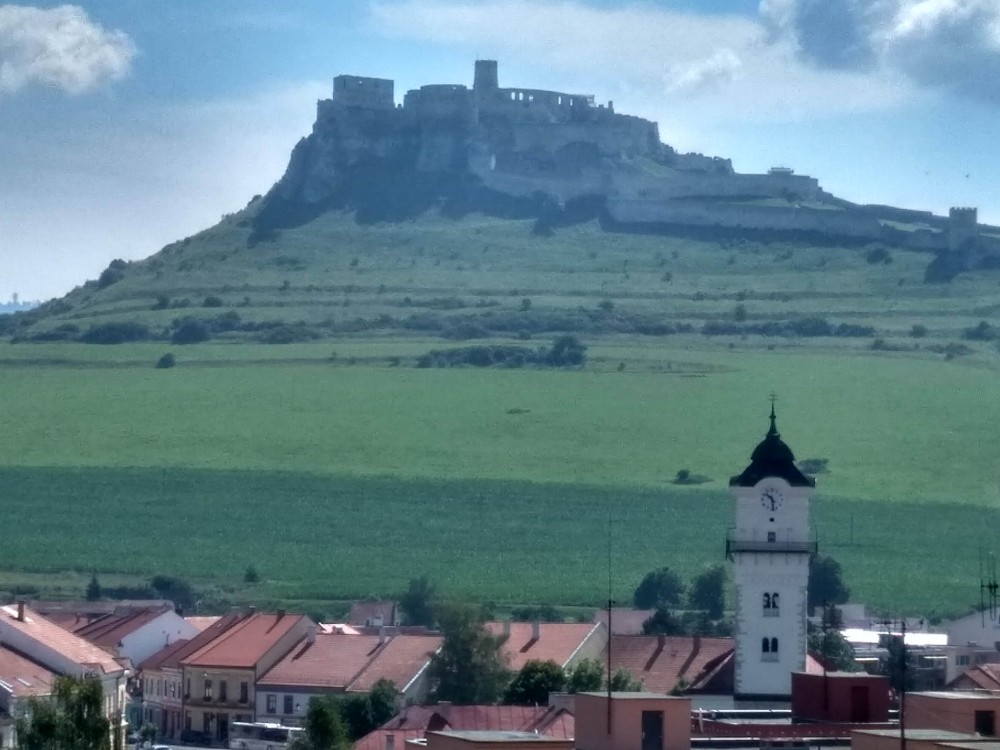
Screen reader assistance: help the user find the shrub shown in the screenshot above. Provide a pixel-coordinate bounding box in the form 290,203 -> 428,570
202,295 -> 224,308
80,321 -> 150,344
910,324 -> 928,338
155,353 -> 176,369
256,325 -> 321,344
244,565 -> 260,583
171,320 -> 210,344
963,321 -> 997,341
864,245 -> 892,264
152,295 -> 170,310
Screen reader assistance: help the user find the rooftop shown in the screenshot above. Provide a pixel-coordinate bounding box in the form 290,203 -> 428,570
74,607 -> 173,651
730,408 -> 814,488
348,634 -> 442,693
139,612 -> 244,671
382,705 -> 572,738
485,622 -> 602,670
182,612 -> 308,669
605,635 -> 734,694
0,604 -> 123,675
185,616 -> 221,633
912,690 -> 1000,700
579,690 -> 689,700
431,731 -> 569,743
258,633 -> 383,689
0,644 -> 58,698
853,730 -> 986,740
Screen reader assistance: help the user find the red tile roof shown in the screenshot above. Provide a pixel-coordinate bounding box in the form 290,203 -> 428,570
381,705 -> 569,735
354,729 -> 425,750
606,635 -> 735,693
0,605 -> 123,675
182,612 -> 308,669
0,645 -> 58,698
185,616 -> 221,633
349,635 -> 442,693
593,609 -> 656,636
74,607 -> 172,652
258,634 -> 383,689
951,665 -> 1000,690
486,622 -> 602,671
349,601 -> 398,627
139,613 -> 243,671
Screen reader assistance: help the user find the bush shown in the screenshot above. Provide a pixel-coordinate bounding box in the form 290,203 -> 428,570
910,324 -> 928,338
152,295 -> 170,310
202,295 -> 224,308
80,321 -> 150,345
963,321 -> 997,341
155,353 -> 176,369
171,320 -> 210,344
97,260 -> 127,288
864,245 -> 892,264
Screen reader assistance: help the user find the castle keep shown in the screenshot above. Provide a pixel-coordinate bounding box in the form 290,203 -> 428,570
270,61 -> 990,259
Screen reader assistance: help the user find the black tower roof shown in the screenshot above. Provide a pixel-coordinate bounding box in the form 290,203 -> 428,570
729,406 -> 815,488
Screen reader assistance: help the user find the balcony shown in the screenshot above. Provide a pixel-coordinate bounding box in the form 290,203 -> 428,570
725,529 -> 817,558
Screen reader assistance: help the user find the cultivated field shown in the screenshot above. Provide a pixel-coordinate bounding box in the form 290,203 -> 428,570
1,337 -> 998,618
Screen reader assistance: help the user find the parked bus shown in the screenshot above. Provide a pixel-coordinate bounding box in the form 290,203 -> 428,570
229,721 -> 304,750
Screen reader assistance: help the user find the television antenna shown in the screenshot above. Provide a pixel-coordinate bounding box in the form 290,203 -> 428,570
979,550 -> 998,626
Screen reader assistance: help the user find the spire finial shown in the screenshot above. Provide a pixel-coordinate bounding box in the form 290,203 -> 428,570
768,393 -> 778,436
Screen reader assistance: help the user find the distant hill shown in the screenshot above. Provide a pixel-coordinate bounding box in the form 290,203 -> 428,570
5,60 -> 1000,345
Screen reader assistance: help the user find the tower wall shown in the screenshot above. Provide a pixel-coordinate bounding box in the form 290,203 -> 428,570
332,75 -> 395,109
949,207 -> 978,251
474,59 -> 499,92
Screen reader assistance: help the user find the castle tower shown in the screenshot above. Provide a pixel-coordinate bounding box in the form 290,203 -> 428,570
474,60 -> 499,92
948,207 -> 978,252
727,407 -> 816,700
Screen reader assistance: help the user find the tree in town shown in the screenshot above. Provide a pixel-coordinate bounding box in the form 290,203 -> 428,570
85,573 -> 101,602
688,565 -> 726,619
608,668 -> 643,692
427,603 -> 510,703
504,660 -> 566,705
565,658 -> 604,693
16,674 -> 111,750
808,556 -> 850,611
633,567 -> 685,610
641,607 -> 684,636
290,695 -> 349,750
339,679 -> 399,741
400,576 -> 437,627
149,575 -> 196,614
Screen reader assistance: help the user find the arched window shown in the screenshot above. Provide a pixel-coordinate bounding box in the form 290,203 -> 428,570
763,593 -> 772,609
772,593 -> 780,610
771,637 -> 779,653
761,637 -> 770,653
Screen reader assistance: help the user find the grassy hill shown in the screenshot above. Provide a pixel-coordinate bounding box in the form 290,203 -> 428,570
4,199 -> 1000,617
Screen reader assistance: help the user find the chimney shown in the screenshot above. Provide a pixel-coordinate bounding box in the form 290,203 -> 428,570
532,620 -> 541,641
16,602 -> 24,622
379,626 -> 388,646
503,621 -> 511,638
385,733 -> 395,750
657,633 -> 665,649
276,609 -> 285,620
306,624 -> 317,645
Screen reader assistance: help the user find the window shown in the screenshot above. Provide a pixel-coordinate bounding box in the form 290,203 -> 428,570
764,592 -> 780,616
185,712 -> 191,732
158,679 -> 163,696
975,710 -> 996,736
219,680 -> 227,702
762,637 -> 779,661
284,695 -> 294,715
185,678 -> 191,698
266,694 -> 277,714
240,682 -> 249,704
767,531 -> 777,543
204,679 -> 213,701
958,654 -> 971,666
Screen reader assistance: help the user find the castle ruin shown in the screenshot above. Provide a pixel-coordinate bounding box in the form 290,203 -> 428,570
269,61 -> 991,259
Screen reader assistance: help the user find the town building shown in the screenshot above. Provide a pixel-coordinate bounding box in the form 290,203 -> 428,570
256,631 -> 442,724
70,605 -> 200,667
485,622 -> 607,672
179,610 -> 311,744
349,601 -> 400,628
728,407 -> 816,700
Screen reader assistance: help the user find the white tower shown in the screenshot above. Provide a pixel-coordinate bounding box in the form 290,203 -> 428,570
727,407 -> 816,700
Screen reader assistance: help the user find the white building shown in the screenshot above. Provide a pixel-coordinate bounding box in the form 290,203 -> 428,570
73,606 -> 200,667
728,408 -> 815,700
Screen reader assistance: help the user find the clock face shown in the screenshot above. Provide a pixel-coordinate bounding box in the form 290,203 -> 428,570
760,488 -> 784,511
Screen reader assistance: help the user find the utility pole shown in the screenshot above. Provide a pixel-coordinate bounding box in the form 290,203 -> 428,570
900,619 -> 907,750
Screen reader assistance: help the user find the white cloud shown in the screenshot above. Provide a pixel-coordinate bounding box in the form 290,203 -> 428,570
0,4 -> 135,95
760,0 -> 1000,101
369,0 -> 915,125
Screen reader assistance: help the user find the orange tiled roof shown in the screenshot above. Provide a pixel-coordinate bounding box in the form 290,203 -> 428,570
382,705 -> 566,734
258,634 -> 382,688
354,729 -> 425,750
349,634 -> 442,693
182,612 -> 308,669
486,622 -> 602,671
139,613 -> 244,671
0,644 -> 58,698
74,607 -> 172,652
0,605 -> 123,675
185,616 -> 221,633
348,601 -> 398,627
606,635 -> 735,693
951,664 -> 1000,690
593,609 -> 656,636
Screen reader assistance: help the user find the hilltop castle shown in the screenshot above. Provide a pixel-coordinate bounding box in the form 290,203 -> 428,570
266,61 -> 992,268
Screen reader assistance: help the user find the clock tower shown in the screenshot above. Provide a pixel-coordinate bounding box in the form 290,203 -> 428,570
727,406 -> 816,700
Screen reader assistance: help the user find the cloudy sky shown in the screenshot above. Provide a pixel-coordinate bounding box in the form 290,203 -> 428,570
2,0 -> 999,300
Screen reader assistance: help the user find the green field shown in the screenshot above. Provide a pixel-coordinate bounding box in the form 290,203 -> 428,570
2,338 -> 999,618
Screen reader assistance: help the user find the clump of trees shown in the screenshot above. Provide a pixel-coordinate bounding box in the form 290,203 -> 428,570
416,335 -> 587,369
16,674 -> 111,750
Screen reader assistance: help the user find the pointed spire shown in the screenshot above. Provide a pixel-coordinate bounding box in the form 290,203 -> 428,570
768,394 -> 778,437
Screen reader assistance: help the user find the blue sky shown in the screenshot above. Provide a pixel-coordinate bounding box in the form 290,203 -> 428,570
2,0 -> 999,300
